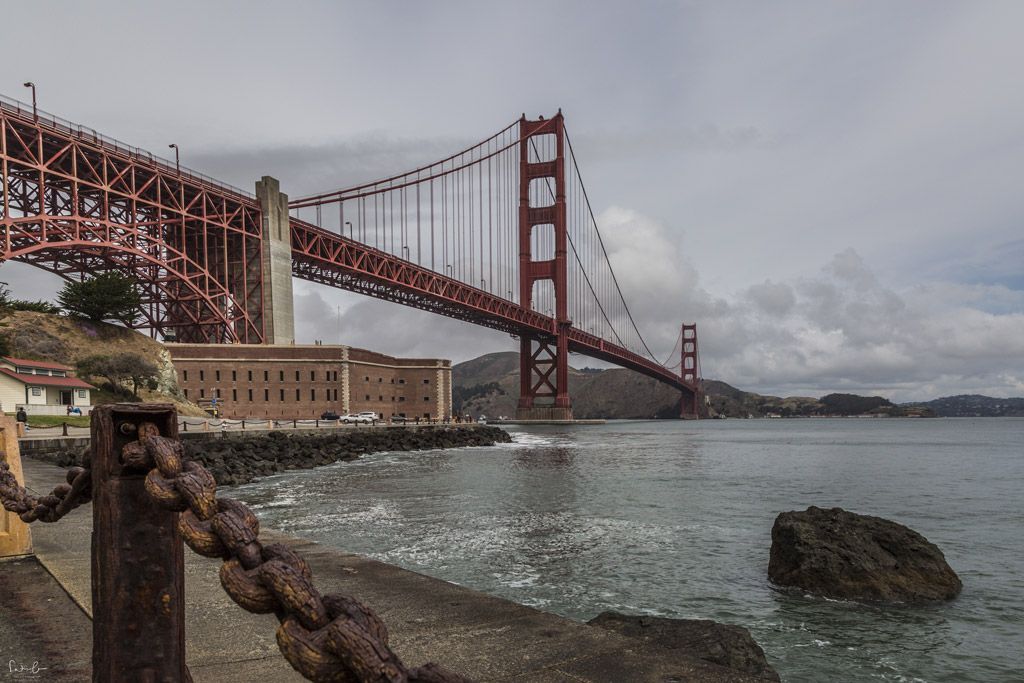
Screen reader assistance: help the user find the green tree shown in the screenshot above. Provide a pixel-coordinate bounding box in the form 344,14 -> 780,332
57,272 -> 141,325
77,352 -> 158,398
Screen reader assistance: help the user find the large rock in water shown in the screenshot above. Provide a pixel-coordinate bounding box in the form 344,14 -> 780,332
768,506 -> 962,603
587,612 -> 779,681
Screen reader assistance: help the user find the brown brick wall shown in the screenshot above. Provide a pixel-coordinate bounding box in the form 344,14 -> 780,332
167,344 -> 451,421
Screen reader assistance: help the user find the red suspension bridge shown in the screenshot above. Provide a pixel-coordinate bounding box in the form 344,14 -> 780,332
0,94 -> 701,418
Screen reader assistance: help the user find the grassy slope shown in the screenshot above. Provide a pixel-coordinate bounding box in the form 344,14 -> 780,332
3,310 -> 207,416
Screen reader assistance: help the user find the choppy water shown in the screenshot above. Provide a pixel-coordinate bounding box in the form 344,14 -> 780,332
232,419 -> 1024,682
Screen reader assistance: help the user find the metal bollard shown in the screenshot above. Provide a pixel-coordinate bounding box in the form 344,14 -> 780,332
90,404 -> 189,682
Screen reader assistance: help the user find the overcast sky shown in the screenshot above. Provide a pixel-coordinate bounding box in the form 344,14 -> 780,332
2,1 -> 1022,401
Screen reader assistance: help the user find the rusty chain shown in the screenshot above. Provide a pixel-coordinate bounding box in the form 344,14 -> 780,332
127,421 -> 472,683
0,459 -> 91,523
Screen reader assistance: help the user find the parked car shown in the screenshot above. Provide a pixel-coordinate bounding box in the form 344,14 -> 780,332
320,411 -> 340,421
340,413 -> 373,424
356,412 -> 378,422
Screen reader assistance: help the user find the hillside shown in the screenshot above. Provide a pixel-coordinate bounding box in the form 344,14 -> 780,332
453,352 -> 694,419
452,352 -> 943,419
1,310 -> 205,415
903,395 -> 1024,417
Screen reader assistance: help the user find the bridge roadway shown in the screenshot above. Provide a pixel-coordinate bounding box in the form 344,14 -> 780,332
290,218 -> 692,391
6,456 -> 757,682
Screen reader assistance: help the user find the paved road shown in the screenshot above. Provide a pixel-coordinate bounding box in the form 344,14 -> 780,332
18,418 -> 471,441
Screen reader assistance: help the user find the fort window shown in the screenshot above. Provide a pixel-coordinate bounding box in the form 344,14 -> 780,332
200,389 -> 205,398
232,389 -> 237,401
200,370 -> 204,381
364,376 -> 369,381
399,396 -> 405,402
248,389 -> 253,401
378,378 -> 382,383
379,395 -> 383,401
248,370 -> 253,382
424,396 -> 430,401
183,370 -> 188,381
264,371 -> 269,382
216,389 -> 221,398
216,370 -> 221,382
264,389 -> 269,401
311,389 -> 316,401
423,379 -> 430,384
310,371 -> 315,381
280,371 -> 284,382
232,370 -> 237,382
399,379 -> 405,384
295,370 -> 300,381
183,389 -> 188,398
280,389 -> 285,401
365,395 -> 370,401
295,388 -> 300,401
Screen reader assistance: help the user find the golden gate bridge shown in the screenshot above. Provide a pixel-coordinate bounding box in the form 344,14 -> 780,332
0,93 -> 701,418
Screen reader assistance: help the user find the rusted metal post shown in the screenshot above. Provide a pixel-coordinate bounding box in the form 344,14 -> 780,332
91,404 -> 190,682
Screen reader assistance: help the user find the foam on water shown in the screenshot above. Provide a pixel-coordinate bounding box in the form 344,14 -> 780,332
232,418 -> 1024,683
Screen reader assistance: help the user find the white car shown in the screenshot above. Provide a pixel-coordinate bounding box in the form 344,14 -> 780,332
340,413 -> 374,424
357,411 -> 378,422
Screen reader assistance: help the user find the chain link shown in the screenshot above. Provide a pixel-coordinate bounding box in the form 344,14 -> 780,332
0,458 -> 91,523
131,422 -> 472,683
0,423 -> 470,682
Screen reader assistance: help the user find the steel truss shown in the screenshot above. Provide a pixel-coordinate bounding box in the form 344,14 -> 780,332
0,103 -> 264,343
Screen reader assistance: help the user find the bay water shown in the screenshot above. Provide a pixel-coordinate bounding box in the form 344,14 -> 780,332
233,418 -> 1024,682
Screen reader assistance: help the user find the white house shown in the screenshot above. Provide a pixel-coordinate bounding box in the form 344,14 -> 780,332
0,357 -> 95,416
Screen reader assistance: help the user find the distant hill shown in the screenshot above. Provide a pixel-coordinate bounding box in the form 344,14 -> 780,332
451,352 -> 971,419
452,351 -> 683,419
902,395 -> 1024,417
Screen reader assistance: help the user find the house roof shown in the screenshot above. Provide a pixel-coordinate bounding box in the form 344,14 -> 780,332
0,367 -> 94,389
1,356 -> 74,371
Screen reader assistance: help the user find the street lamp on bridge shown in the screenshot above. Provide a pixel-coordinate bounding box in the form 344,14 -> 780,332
344,221 -> 352,239
401,245 -> 410,260
168,144 -> 180,175
22,82 -> 37,121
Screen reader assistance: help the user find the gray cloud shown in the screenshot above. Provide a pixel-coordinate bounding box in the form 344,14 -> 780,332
1,1 -> 1021,402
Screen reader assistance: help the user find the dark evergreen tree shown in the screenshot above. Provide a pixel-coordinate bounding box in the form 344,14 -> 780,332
57,272 -> 141,324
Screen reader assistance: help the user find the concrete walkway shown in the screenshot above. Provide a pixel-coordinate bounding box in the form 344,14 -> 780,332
8,458 -> 758,682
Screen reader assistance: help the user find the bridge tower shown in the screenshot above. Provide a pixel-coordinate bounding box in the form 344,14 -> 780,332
516,113 -> 573,421
680,323 -> 702,419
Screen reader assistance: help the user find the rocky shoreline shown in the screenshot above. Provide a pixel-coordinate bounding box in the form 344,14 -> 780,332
28,425 -> 513,486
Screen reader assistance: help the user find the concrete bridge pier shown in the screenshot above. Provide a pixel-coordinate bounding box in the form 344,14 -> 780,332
255,176 -> 295,345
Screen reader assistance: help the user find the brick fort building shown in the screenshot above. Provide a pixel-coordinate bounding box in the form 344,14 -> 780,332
168,344 -> 452,421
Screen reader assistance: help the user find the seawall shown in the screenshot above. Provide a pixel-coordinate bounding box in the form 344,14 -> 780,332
24,425 -> 512,485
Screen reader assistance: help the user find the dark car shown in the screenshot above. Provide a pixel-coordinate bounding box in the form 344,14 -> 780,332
319,411 -> 340,421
